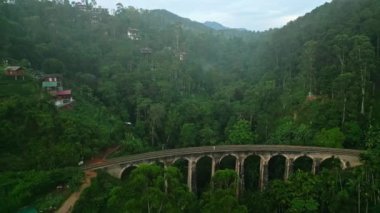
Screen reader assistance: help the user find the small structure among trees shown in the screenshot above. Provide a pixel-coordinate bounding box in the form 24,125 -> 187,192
41,74 -> 74,109
178,51 -> 186,61
4,66 -> 25,80
128,28 -> 140,40
306,91 -> 317,102
51,90 -> 74,109
41,74 -> 63,92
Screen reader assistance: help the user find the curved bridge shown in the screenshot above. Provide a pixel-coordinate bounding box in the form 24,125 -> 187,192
85,145 -> 363,191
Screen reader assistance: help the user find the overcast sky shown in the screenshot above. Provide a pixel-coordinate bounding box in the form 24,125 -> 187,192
96,0 -> 332,31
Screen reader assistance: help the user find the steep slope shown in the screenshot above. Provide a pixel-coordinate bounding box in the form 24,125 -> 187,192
203,21 -> 229,30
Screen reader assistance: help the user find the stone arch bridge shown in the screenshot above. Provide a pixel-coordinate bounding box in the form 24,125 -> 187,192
84,145 -> 363,191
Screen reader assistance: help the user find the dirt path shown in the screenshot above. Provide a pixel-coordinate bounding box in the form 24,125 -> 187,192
56,170 -> 97,213
56,146 -> 120,213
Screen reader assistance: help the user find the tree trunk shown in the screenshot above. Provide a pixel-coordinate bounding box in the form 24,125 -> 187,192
360,67 -> 366,115
377,34 -> 379,58
338,55 -> 345,74
151,125 -> 155,146
358,181 -> 361,213
342,95 -> 347,127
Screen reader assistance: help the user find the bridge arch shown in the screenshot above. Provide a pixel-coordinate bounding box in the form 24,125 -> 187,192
194,154 -> 214,164
219,153 -> 239,163
172,158 -> 189,184
242,153 -> 265,165
219,154 -> 238,170
320,156 -> 344,171
268,154 -> 286,181
293,155 -> 314,173
172,156 -> 191,164
243,154 -> 261,191
120,165 -> 138,180
196,155 -> 213,194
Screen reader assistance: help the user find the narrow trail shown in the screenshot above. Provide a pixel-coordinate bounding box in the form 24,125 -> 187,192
56,146 -> 120,213
56,170 -> 97,213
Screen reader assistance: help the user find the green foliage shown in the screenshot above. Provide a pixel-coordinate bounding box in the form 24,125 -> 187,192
313,127 -> 345,148
201,170 -> 247,213
74,165 -> 195,213
0,168 -> 82,212
1,0 -> 380,211
227,119 -> 256,144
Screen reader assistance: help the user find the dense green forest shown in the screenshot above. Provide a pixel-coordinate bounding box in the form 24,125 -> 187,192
0,0 -> 380,212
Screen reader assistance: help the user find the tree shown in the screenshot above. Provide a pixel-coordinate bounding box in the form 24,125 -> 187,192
349,35 -> 376,115
107,164 -> 194,212
200,170 -> 247,213
314,127 -> 345,148
300,40 -> 318,95
148,103 -> 166,146
227,120 -> 256,144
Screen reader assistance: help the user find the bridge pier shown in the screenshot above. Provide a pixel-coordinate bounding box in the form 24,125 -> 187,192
235,156 -> 241,196
187,158 -> 197,192
211,157 -> 216,177
312,158 -> 321,174
259,155 -> 270,191
284,157 -> 294,180
238,155 -> 246,194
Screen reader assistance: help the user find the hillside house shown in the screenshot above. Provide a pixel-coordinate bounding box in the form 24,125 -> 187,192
4,66 -> 25,80
52,90 -> 74,108
42,74 -> 63,92
306,91 -> 317,102
127,28 -> 140,40
179,51 -> 186,61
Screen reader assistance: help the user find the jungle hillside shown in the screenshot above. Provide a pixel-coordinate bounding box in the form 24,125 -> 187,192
1,0 -> 380,212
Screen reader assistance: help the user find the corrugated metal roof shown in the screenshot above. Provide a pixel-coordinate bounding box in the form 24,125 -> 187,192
56,90 -> 71,96
5,66 -> 22,71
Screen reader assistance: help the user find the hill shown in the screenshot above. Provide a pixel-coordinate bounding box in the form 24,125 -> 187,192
1,0 -> 380,212
203,21 -> 229,30
0,0 -> 379,163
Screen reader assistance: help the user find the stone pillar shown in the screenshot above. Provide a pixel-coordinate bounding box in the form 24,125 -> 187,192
312,158 -> 321,175
259,156 -> 270,191
187,158 -> 197,192
341,160 -> 347,170
235,157 -> 241,196
284,158 -> 294,180
238,156 -> 246,195
211,157 -> 216,177
163,160 -> 171,194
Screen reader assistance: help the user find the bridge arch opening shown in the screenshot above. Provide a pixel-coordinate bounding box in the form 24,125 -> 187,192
219,155 -> 237,170
121,165 -> 137,180
268,155 -> 286,181
196,156 -> 213,196
243,155 -> 261,191
172,158 -> 189,184
319,157 -> 342,173
293,156 -> 313,173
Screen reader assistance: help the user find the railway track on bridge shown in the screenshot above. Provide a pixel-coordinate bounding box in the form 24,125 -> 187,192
84,145 -> 363,171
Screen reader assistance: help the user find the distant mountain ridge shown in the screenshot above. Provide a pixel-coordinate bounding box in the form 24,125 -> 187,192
203,21 -> 249,32
203,21 -> 229,30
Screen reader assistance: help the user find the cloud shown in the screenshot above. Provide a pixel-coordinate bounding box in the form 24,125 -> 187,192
95,0 -> 331,30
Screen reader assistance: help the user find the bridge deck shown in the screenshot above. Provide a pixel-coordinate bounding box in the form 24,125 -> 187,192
84,145 -> 363,170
